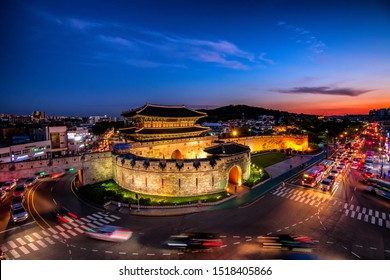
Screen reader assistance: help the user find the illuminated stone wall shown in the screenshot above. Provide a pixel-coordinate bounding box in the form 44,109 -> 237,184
112,152 -> 250,197
224,135 -> 308,153
0,152 -> 112,185
129,136 -> 217,159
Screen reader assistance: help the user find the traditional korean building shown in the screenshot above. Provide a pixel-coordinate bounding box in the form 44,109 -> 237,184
121,104 -> 210,141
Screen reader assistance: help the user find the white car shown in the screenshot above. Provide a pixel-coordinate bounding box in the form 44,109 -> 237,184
85,225 -> 132,242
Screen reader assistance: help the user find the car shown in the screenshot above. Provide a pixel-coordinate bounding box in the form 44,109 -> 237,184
24,176 -> 38,187
336,166 -> 344,174
364,171 -> 375,179
166,232 -> 223,249
321,178 -> 334,191
330,169 -> 339,177
85,225 -> 132,242
10,204 -> 29,223
13,184 -> 27,197
351,163 -> 359,169
326,175 -> 336,184
52,206 -> 78,223
11,195 -> 25,208
259,234 -> 315,251
1,180 -> 16,192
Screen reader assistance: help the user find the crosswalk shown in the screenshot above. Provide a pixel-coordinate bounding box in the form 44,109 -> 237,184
341,203 -> 390,228
1,212 -> 121,259
271,185 -> 390,229
271,185 -> 330,207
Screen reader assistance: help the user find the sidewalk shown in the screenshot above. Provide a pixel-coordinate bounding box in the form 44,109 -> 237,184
104,153 -> 325,216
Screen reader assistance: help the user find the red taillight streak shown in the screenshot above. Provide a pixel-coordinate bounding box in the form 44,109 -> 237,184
202,241 -> 222,247
67,212 -> 78,219
58,215 -> 68,223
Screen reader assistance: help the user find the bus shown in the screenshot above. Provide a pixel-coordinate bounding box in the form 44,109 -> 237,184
302,166 -> 324,187
365,178 -> 390,200
318,159 -> 335,175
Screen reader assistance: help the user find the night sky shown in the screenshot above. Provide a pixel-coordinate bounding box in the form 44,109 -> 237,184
1,0 -> 390,117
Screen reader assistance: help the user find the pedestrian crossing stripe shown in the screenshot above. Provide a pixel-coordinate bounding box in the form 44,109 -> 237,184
1,212 -> 122,259
272,185 -> 390,229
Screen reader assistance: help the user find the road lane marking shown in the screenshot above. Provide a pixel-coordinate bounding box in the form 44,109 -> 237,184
356,206 -> 360,212
74,227 -> 84,233
379,219 -> 383,227
33,233 -> 43,239
370,247 -> 377,250
25,235 -> 34,243
382,213 -> 387,220
351,211 -> 356,218
9,249 -> 20,259
92,213 -> 103,219
355,245 -> 363,248
36,240 -> 47,248
368,209 -> 373,216
60,232 -> 70,239
357,213 -> 362,220
75,219 -> 85,225
48,228 -> 58,234
93,221 -> 104,226
81,217 -> 91,223
111,215 -> 121,220
55,225 -> 65,232
44,237 -> 55,245
351,252 -> 361,259
362,208 -> 366,214
344,203 -> 348,209
99,219 -> 110,224
62,223 -> 72,229
104,217 -> 115,222
119,252 -> 127,255
16,238 -> 26,246
105,251 -> 113,254
310,200 -> 315,205
8,241 -> 17,249
27,243 -> 39,251
19,246 -> 30,255
386,221 -> 390,229
371,217 -> 376,224
375,211 -> 379,218
81,225 -> 90,231
349,204 -> 354,210
68,230 -> 77,236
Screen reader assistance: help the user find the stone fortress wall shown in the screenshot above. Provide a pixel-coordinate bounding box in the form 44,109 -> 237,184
0,152 -> 112,185
224,135 -> 308,152
1,135 -> 308,197
112,151 -> 250,197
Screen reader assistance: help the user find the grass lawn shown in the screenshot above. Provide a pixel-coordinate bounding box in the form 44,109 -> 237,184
77,180 -> 231,206
251,152 -> 287,168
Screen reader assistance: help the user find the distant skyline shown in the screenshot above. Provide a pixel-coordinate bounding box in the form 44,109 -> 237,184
1,0 -> 390,117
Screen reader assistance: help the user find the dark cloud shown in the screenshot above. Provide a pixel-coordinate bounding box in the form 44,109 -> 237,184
276,86 -> 373,97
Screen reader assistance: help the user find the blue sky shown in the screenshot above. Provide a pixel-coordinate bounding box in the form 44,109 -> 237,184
1,0 -> 390,116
